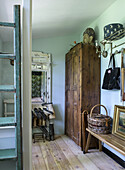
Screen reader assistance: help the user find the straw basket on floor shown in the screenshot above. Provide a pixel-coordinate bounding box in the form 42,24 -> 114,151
88,104 -> 112,134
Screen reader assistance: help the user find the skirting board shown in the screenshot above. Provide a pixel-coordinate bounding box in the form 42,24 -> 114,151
102,146 -> 125,168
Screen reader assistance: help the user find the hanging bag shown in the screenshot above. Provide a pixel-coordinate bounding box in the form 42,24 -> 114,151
102,54 -> 120,90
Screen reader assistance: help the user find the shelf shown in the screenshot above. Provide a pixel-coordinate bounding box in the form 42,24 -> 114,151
0,53 -> 16,60
0,22 -> 15,28
0,117 -> 16,127
0,149 -> 16,160
33,127 -> 42,134
99,29 -> 125,58
0,85 -> 16,92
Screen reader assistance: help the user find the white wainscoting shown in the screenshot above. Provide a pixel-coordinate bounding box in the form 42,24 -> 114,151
0,126 -> 15,149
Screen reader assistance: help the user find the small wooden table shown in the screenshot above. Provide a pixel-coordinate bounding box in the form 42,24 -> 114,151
85,128 -> 125,156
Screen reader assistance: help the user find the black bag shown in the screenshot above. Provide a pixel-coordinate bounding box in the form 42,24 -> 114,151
102,54 -> 120,90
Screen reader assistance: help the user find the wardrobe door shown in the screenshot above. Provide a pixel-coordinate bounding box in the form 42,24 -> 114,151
72,47 -> 81,145
65,43 -> 82,146
82,44 -> 100,112
65,52 -> 73,138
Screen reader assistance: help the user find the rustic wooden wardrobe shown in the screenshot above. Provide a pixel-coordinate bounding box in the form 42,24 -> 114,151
65,43 -> 100,147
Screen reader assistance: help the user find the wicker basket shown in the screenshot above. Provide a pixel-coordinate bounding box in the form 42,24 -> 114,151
88,104 -> 111,134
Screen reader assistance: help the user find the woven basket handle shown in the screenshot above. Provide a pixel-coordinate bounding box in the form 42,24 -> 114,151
90,104 -> 108,118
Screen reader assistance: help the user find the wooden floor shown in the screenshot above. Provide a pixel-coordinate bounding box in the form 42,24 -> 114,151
32,135 -> 124,170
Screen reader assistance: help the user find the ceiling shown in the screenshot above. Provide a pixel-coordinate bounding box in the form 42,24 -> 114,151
32,0 -> 116,39
0,0 -> 116,42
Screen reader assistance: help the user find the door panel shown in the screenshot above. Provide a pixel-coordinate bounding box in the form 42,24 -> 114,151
65,53 -> 73,138
82,45 -> 100,113
72,49 -> 81,145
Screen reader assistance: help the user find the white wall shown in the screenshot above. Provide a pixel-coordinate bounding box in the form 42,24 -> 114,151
32,34 -> 80,134
22,0 -> 32,169
85,0 -> 125,161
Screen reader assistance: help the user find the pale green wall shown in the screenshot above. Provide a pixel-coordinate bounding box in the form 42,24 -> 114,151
32,34 -> 80,134
84,0 -> 125,161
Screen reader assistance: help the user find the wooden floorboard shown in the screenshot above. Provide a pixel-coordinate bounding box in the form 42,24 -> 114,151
56,136 -> 86,170
48,140 -> 72,169
32,135 -> 124,170
62,135 -> 99,170
32,143 -> 47,170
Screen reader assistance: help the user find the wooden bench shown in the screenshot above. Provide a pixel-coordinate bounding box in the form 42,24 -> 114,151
85,128 -> 125,156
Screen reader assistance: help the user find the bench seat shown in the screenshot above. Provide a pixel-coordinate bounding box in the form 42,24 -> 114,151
85,128 -> 125,156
